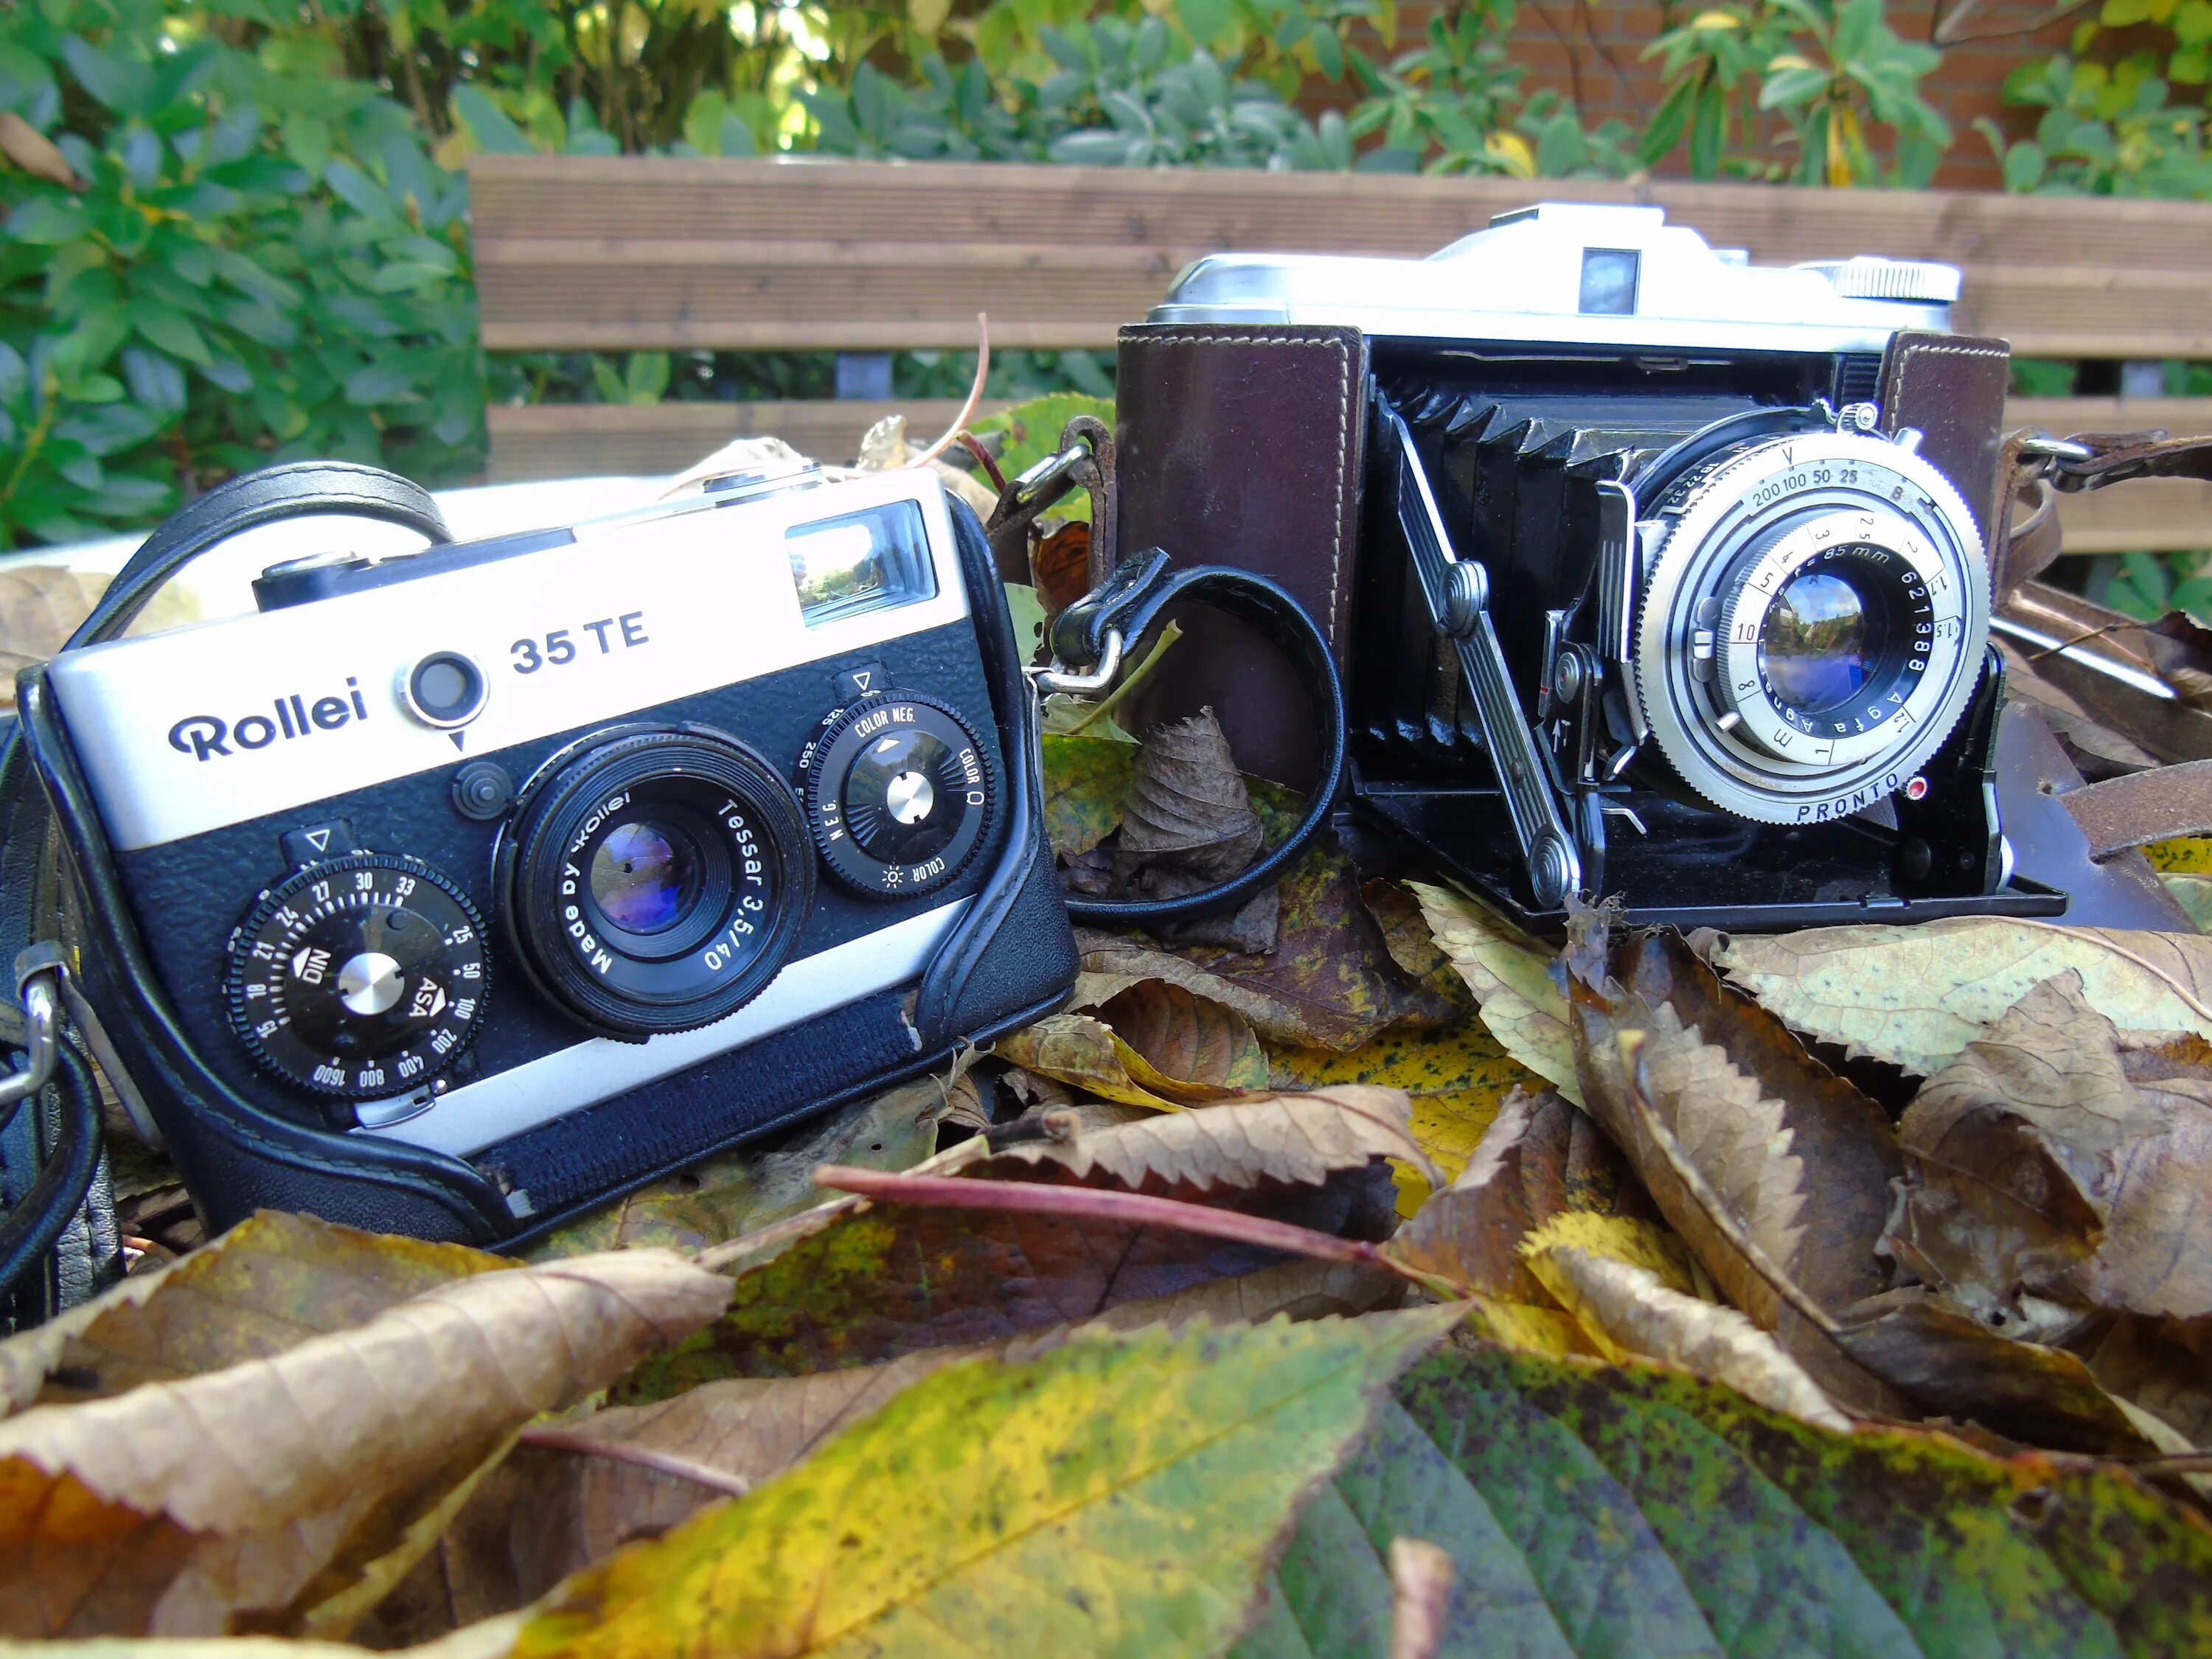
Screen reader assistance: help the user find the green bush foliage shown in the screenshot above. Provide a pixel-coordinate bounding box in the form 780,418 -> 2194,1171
1,0 -> 482,546
0,0 -> 2203,557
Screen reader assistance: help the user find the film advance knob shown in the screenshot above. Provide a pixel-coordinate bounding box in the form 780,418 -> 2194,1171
803,693 -> 994,897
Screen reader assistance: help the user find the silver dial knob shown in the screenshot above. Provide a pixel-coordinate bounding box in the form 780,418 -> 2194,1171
1795,257 -> 1961,305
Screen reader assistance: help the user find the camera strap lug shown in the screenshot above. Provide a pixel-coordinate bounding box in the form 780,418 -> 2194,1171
1379,397 -> 1582,911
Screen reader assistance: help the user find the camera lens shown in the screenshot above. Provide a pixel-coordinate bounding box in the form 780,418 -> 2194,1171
1758,567 -> 1876,712
500,726 -> 813,1037
590,820 -> 701,934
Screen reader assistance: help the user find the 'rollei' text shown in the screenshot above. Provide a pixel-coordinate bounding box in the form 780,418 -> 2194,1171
169,678 -> 369,762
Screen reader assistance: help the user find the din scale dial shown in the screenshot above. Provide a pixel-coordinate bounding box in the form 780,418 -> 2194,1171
226,853 -> 489,1099
801,691 -> 993,897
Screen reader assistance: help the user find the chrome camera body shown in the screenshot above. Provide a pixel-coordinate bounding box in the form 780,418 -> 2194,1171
1119,201 -> 2062,930
24,462 -> 1077,1245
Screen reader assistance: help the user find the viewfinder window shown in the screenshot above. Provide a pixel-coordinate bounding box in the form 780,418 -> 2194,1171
1578,248 -> 1641,316
786,501 -> 937,626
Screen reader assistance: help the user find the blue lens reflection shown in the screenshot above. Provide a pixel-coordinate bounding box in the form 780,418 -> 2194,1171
591,821 -> 696,933
1759,569 -> 1871,711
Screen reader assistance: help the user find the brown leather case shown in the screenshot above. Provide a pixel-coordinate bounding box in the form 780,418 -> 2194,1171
1877,331 -> 2012,549
1110,324 -> 1368,787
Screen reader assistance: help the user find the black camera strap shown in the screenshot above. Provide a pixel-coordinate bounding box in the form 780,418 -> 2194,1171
991,426 -> 1347,927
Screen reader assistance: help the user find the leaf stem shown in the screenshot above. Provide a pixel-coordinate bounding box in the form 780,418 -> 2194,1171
811,1163 -> 1413,1273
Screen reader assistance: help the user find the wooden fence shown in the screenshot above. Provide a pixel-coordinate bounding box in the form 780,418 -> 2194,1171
472,157 -> 2212,551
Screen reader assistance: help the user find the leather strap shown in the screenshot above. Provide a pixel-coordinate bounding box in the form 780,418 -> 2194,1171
69,460 -> 448,649
2059,759 -> 2212,859
1048,546 -> 1347,926
1989,425 -> 2212,860
984,414 -> 1116,593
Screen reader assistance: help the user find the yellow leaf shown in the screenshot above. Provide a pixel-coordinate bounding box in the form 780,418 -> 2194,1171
2149,835 -> 2212,872
1768,51 -> 1815,69
1483,131 -> 1534,176
993,1010 -> 1234,1107
1272,1019 -> 1533,1214
1461,1295 -> 1602,1357
1517,1248 -> 1851,1431
1519,1211 -> 1706,1301
512,1311 -> 1461,1659
1692,8 -> 1741,24
1406,883 -> 1576,1102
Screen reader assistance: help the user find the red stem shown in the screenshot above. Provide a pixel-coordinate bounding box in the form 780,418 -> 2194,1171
813,1164 -> 1411,1275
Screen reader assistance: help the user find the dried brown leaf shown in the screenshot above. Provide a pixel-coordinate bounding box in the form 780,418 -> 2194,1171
1385,1088 -> 1646,1301
979,1085 -> 1439,1194
1891,972 -> 2212,1326
1571,912 -> 1900,1320
1114,708 -> 1263,888
0,1211 -> 509,1414
615,1171 -> 1394,1396
1713,916 -> 2212,1077
991,1010 -> 1240,1108
1832,1289 -> 2159,1455
1527,1246 -> 1851,1431
0,111 -> 82,189
1082,978 -> 1272,1093
0,1249 -> 731,1637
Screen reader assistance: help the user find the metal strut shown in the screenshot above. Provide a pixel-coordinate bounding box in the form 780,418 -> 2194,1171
1380,398 -> 1582,911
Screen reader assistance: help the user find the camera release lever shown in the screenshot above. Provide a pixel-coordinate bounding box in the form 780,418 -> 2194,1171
1380,400 -> 1582,911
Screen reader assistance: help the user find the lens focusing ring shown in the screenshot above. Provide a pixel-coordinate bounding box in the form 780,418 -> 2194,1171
1631,428 -> 1988,826
501,726 -> 812,1037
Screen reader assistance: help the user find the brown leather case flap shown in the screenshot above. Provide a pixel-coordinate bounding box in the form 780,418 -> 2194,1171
1878,331 -> 2011,546
1110,324 -> 1369,787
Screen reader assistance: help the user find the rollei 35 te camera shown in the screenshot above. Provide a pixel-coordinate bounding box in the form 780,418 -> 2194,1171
1114,202 -> 2064,929
18,459 -> 1077,1244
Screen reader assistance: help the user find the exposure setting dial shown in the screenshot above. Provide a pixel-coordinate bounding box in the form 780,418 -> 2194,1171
802,692 -> 992,897
226,853 -> 489,1099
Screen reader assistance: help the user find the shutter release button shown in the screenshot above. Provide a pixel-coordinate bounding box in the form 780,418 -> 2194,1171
400,651 -> 488,728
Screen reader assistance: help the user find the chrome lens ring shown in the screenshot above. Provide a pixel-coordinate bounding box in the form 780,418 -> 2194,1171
1632,429 -> 1987,826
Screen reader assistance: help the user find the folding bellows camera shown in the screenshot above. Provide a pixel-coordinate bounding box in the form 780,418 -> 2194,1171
18,462 -> 1078,1245
1114,202 -> 2060,930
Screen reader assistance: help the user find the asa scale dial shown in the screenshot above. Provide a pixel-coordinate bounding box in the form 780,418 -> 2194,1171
226,853 -> 488,1099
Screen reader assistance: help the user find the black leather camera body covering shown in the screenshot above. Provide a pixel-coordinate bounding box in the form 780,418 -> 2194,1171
1112,218 -> 2068,932
15,471 -> 1077,1248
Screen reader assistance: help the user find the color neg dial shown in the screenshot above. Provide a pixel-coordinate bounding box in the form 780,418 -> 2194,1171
226,854 -> 489,1099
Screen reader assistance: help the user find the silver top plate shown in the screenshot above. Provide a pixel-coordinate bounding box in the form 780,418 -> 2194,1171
47,470 -> 971,852
1148,202 -> 1956,354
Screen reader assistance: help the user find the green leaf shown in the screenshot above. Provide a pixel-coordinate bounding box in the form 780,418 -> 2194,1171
59,35 -> 154,117
2003,137 -> 2050,190
1242,1340 -> 2212,1657
1688,76 -> 1725,178
517,1310 -> 1458,1659
1759,64 -> 1832,109
132,306 -> 211,366
453,85 -> 533,156
1043,731 -> 1140,858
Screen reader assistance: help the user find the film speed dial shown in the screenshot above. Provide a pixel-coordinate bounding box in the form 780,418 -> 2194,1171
803,692 -> 992,897
226,854 -> 488,1099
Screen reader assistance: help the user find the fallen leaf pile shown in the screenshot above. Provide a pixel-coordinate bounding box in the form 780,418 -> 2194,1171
13,407 -> 2212,1654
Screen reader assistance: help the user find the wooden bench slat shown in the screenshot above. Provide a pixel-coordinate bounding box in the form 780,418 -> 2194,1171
470,158 -> 2212,358
487,394 -> 2212,552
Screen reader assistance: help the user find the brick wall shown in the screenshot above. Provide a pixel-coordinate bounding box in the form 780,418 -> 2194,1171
1309,0 -> 2087,190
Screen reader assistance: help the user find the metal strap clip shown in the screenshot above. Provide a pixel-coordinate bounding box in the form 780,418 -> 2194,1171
1026,627 -> 1124,697
0,947 -> 64,1113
